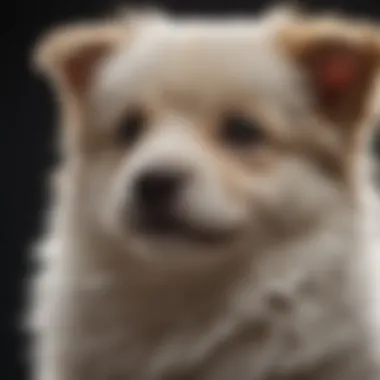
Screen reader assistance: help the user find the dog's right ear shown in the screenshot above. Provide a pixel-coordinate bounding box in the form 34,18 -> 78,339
279,15 -> 380,128
33,22 -> 130,99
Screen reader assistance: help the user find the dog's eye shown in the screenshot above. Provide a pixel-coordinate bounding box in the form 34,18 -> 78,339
220,115 -> 265,147
117,110 -> 146,146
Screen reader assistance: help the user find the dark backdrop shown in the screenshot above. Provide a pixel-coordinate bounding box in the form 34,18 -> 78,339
3,1 -> 380,379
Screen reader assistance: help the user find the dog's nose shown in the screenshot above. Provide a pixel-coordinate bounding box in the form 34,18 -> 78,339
134,169 -> 187,211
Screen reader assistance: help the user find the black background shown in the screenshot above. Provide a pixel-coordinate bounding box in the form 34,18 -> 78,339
3,1 -> 380,379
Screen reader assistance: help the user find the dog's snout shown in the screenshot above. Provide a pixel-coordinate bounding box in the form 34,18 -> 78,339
134,168 -> 188,211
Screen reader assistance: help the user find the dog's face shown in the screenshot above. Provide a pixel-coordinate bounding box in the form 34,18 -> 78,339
36,9 -> 380,262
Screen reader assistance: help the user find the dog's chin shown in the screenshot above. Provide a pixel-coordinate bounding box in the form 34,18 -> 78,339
124,213 -> 241,255
136,220 -> 237,246
101,214 -> 251,270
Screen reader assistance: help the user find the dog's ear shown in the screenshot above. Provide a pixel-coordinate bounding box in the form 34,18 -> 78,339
33,22 -> 129,99
280,16 -> 380,128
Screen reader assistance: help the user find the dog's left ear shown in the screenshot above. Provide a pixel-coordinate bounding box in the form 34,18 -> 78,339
280,16 -> 380,128
33,22 -> 129,99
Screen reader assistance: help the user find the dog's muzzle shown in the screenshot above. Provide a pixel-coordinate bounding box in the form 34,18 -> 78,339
128,166 -> 233,244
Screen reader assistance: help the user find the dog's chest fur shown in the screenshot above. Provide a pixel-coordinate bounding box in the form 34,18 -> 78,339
32,202 -> 378,380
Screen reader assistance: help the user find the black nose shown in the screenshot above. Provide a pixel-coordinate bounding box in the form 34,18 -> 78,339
134,169 -> 187,212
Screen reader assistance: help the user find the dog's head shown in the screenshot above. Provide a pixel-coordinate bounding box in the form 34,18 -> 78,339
34,9 -> 380,264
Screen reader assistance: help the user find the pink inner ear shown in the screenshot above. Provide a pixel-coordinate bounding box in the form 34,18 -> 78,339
63,47 -> 106,94
318,52 -> 360,95
66,58 -> 88,92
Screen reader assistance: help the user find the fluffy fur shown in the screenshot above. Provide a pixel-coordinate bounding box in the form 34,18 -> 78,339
27,7 -> 380,380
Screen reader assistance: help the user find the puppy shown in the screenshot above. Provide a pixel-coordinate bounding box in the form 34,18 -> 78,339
27,7 -> 380,380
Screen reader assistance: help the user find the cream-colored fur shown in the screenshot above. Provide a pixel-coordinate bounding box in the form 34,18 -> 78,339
27,8 -> 380,380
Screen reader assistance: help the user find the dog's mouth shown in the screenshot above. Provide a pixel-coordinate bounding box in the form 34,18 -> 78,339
132,213 -> 235,245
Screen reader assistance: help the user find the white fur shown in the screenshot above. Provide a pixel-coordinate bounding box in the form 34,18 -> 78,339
28,9 -> 380,380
